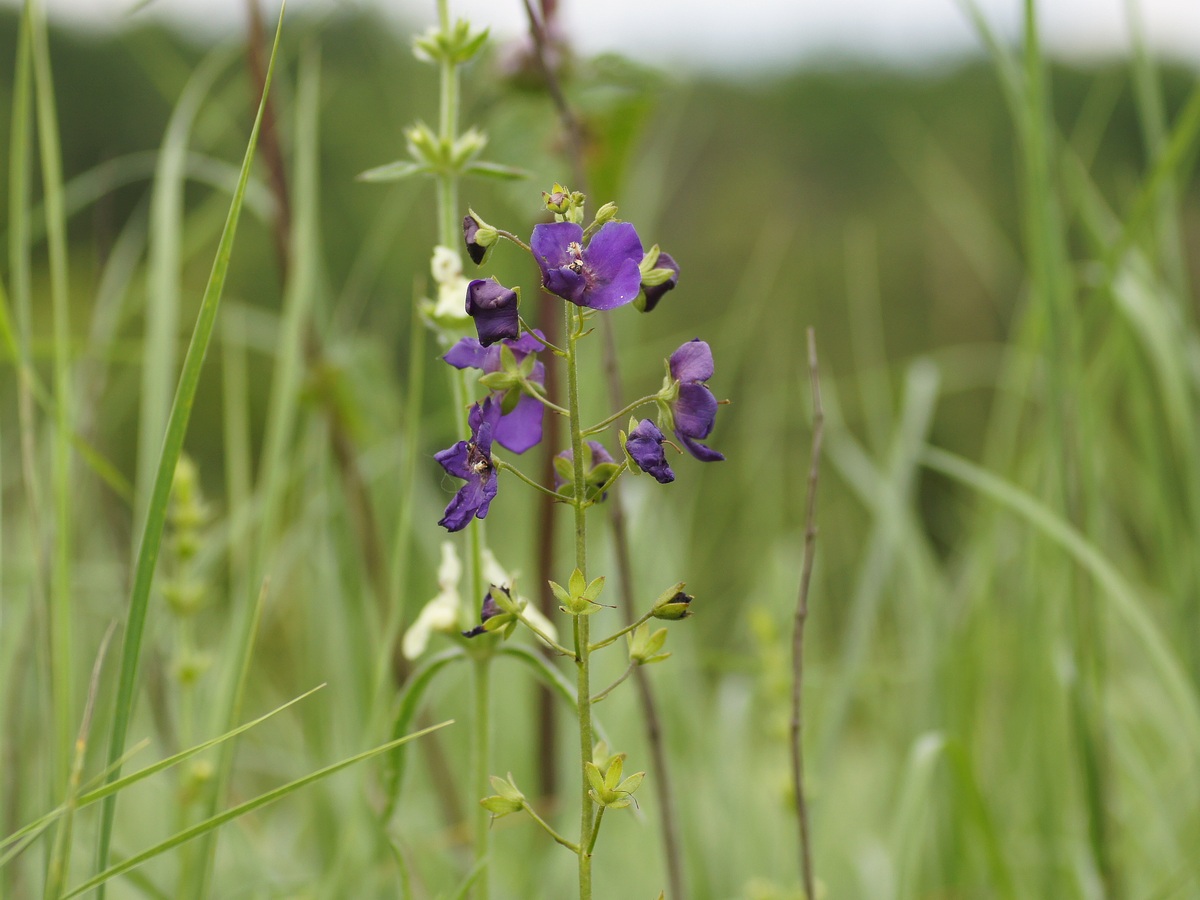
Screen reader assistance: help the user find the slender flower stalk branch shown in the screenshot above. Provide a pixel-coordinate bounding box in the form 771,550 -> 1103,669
523,803 -> 581,853
589,609 -> 657,652
591,662 -> 636,704
519,317 -> 566,355
496,228 -> 532,253
524,388 -> 571,418
586,806 -> 606,858
516,611 -> 577,660
493,459 -> 572,502
582,395 -> 661,436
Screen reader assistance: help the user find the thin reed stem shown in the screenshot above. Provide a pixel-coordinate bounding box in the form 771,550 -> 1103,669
790,328 -> 823,900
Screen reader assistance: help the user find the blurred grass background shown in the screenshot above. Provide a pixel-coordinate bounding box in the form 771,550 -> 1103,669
2,3 -> 1200,898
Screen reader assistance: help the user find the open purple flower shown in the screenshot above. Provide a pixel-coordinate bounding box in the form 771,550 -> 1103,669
466,278 -> 519,346
444,332 -> 546,454
435,398 -> 501,531
531,221 -> 643,310
640,251 -> 679,313
667,339 -> 725,462
625,419 -> 675,483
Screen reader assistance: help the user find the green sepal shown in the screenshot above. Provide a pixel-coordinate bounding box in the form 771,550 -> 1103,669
552,456 -> 575,486
491,586 -> 519,615
548,580 -> 572,606
478,371 -> 516,392
480,795 -> 522,816
639,244 -> 661,272
583,575 -> 606,603
450,128 -> 488,168
641,265 -> 675,287
627,622 -> 670,663
585,761 -> 606,798
568,568 -> 587,598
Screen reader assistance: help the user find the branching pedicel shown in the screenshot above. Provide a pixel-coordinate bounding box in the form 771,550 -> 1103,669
448,186 -> 726,897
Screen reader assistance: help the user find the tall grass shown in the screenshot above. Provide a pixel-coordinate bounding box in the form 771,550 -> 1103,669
2,0 -> 1200,897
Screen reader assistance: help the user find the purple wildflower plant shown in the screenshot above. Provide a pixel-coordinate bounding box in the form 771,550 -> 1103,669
662,339 -> 725,462
623,419 -> 675,484
435,398 -> 501,532
466,278 -> 520,346
531,221 -> 644,310
444,331 -> 546,454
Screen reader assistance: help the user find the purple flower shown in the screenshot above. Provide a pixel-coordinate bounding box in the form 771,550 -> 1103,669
435,398 -> 501,531
466,278 -> 519,346
625,419 -> 675,483
531,221 -> 644,310
444,332 -> 546,454
462,588 -> 503,638
640,251 -> 679,313
554,440 -> 619,501
667,339 -> 725,462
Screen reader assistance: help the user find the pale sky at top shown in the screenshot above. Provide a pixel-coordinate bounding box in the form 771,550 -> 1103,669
11,0 -> 1200,71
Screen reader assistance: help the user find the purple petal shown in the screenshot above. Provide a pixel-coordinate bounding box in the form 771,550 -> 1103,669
582,257 -> 643,311
669,339 -> 714,383
677,432 -> 725,463
434,440 -> 472,480
509,330 -> 546,356
543,267 -> 587,305
438,469 -> 498,531
531,221 -> 584,271
443,337 -> 488,371
673,383 -> 718,440
626,419 -> 675,484
495,394 -> 544,454
583,223 -> 643,284
472,397 -> 502,456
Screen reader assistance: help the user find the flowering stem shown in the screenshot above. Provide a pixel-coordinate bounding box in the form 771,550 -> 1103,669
581,395 -> 660,436
493,459 -> 572,502
565,302 -> 594,900
522,802 -> 581,853
589,609 -> 657,652
431,4 -> 491,894
591,662 -> 636,705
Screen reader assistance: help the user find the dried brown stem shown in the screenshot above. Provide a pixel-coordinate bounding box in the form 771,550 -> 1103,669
790,327 -> 824,900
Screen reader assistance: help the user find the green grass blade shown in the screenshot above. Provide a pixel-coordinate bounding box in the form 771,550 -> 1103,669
93,4 -> 289,885
133,44 -> 238,543
383,648 -> 467,820
29,0 -> 76,797
922,446 -> 1200,750
64,720 -> 454,899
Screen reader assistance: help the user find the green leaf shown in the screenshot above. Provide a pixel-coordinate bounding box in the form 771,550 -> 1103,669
63,721 -> 454,897
356,160 -> 429,183
464,160 -> 530,181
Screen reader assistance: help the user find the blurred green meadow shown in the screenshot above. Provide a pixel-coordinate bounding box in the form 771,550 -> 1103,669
2,2 -> 1200,897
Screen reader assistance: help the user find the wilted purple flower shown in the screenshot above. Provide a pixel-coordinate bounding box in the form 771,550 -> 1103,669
462,589 -> 503,638
531,221 -> 643,310
444,332 -> 546,454
668,339 -> 725,462
466,278 -> 519,346
435,398 -> 501,531
555,440 -> 618,501
640,251 -> 679,313
625,419 -> 675,483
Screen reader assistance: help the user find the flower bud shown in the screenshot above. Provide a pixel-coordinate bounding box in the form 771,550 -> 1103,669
480,773 -> 526,818
651,582 -> 693,620
462,210 -> 499,265
627,622 -> 671,665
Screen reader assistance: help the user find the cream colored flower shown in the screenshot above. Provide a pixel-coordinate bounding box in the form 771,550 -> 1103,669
402,542 -> 463,659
